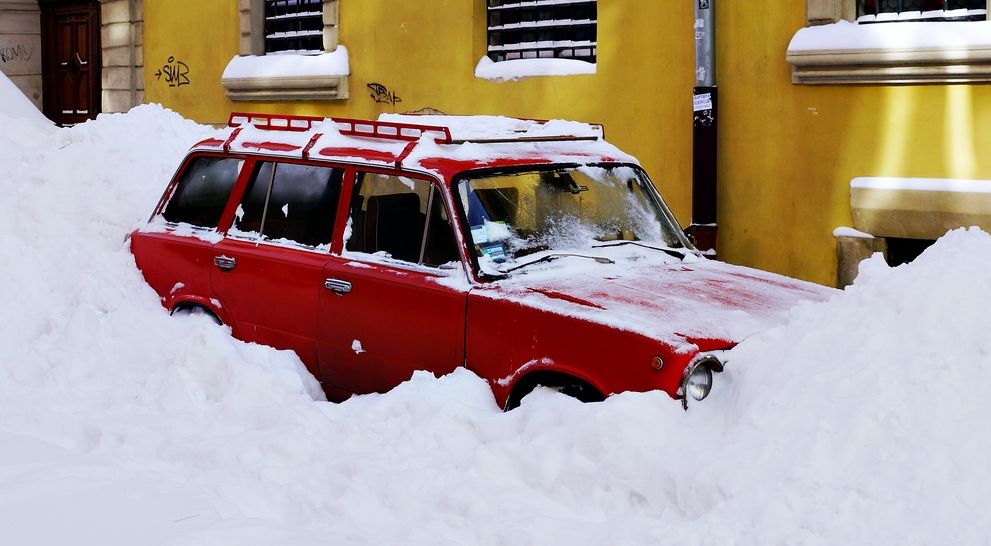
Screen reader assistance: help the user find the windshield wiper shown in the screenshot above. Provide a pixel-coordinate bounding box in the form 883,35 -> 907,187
592,240 -> 689,260
502,253 -> 615,274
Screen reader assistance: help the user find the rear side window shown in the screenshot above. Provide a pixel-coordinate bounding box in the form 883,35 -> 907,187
230,161 -> 343,249
161,157 -> 242,228
345,172 -> 460,267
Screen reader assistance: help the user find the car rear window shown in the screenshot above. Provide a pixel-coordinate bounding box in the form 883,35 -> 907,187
161,156 -> 242,228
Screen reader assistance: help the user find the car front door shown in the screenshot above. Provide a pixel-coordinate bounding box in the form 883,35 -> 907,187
316,169 -> 469,395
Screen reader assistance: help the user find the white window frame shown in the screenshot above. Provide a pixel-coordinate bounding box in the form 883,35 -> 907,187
221,0 -> 348,101
788,0 -> 991,84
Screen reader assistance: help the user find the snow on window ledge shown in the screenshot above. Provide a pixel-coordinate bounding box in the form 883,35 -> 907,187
474,56 -> 596,83
786,20 -> 991,85
851,176 -> 991,240
221,45 -> 350,101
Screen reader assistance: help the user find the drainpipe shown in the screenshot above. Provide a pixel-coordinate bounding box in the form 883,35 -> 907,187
689,0 -> 717,255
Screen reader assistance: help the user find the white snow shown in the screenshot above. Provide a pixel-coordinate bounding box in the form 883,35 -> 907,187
853,176 -> 991,193
475,56 -> 596,82
789,19 -> 991,52
4,68 -> 991,544
221,45 -> 349,80
833,226 -> 875,238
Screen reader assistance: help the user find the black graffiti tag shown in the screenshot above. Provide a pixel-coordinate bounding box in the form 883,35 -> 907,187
368,83 -> 401,106
154,56 -> 190,87
0,44 -> 33,64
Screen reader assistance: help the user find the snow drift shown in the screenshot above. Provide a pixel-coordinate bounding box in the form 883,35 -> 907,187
0,70 -> 989,544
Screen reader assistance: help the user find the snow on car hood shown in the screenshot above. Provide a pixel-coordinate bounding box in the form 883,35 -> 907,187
475,248 -> 835,352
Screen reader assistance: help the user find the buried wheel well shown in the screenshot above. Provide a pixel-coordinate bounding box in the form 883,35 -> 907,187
170,302 -> 222,325
505,371 -> 605,411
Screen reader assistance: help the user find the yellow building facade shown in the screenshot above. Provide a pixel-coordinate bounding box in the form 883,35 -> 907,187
141,1 -> 991,286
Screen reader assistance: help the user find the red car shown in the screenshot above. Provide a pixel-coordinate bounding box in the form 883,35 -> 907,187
130,112 -> 829,409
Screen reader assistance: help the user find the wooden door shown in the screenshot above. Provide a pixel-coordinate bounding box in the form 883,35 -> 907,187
40,1 -> 101,126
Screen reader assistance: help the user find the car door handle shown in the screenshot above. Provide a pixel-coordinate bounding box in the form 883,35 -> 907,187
214,255 -> 236,271
324,278 -> 352,295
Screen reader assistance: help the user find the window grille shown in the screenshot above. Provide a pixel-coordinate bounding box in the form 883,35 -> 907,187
858,0 -> 987,22
486,0 -> 597,63
264,0 -> 324,54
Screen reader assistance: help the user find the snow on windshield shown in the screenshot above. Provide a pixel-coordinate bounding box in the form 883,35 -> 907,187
458,165 -> 689,273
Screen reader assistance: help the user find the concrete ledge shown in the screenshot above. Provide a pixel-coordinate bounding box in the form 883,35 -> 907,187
851,177 -> 991,239
788,45 -> 991,84
835,233 -> 886,288
222,75 -> 349,101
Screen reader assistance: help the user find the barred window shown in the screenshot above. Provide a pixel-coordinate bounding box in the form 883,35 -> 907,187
486,0 -> 597,64
858,0 -> 987,22
264,0 -> 324,54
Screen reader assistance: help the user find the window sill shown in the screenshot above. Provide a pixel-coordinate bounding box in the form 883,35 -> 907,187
474,56 -> 596,82
221,46 -> 350,101
787,20 -> 991,84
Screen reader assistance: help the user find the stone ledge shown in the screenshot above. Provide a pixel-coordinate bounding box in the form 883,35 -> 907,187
788,45 -> 991,84
222,75 -> 349,101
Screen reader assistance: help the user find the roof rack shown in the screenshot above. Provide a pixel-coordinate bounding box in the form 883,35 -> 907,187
227,112 -> 453,144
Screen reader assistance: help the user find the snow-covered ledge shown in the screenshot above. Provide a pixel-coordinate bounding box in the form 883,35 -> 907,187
851,177 -> 991,239
221,46 -> 350,101
787,20 -> 991,84
474,57 -> 596,83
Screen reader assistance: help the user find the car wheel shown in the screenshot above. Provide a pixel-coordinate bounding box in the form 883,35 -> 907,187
505,372 -> 604,410
170,303 -> 222,325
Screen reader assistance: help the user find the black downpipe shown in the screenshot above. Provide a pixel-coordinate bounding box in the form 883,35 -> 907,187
689,0 -> 718,255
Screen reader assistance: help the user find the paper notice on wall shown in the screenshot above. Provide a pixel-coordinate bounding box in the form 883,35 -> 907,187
693,93 -> 713,112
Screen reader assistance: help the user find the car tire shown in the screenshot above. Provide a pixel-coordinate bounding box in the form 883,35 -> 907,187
170,303 -> 222,325
505,373 -> 604,410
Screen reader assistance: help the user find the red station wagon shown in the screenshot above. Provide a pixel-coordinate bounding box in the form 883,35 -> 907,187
130,112 -> 830,409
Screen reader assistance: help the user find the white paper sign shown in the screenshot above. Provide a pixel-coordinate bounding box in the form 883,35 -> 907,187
693,93 -> 713,112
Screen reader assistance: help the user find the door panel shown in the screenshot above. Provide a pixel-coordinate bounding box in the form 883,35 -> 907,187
316,258 -> 468,394
211,238 -> 330,376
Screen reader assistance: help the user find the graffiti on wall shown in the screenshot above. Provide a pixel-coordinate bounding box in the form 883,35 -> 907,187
368,83 -> 401,106
154,57 -> 190,87
0,44 -> 33,64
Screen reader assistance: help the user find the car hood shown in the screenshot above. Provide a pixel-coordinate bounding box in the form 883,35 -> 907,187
475,252 -> 836,353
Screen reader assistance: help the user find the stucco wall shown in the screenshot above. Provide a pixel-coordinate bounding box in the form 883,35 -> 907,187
0,0 -> 42,109
142,2 -> 991,286
718,4 -> 991,284
142,0 -> 697,240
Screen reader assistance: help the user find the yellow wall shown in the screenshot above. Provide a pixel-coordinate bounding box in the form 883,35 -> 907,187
143,2 -> 991,286
143,0 -> 697,243
718,5 -> 991,284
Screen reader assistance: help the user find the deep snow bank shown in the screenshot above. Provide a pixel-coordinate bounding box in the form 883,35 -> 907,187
0,75 -> 988,544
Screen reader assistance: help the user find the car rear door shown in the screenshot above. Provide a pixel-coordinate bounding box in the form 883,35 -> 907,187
132,154 -> 244,313
210,159 -> 345,377
315,169 -> 469,395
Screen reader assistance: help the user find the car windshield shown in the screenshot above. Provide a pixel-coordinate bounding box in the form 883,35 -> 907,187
455,165 -> 693,274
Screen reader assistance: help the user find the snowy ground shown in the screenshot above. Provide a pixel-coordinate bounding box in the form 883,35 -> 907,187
2,73 -> 991,544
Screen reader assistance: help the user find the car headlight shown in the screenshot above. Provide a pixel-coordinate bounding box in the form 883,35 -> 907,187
686,365 -> 712,401
680,355 -> 723,410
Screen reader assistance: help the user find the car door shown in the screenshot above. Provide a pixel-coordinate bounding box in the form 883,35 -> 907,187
132,154 -> 244,313
211,159 -> 344,377
315,169 -> 469,395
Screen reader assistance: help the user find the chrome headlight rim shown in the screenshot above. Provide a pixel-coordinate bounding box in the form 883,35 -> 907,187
679,355 -> 724,410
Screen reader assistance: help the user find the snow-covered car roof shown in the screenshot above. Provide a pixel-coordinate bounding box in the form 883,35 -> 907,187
191,112 -> 639,180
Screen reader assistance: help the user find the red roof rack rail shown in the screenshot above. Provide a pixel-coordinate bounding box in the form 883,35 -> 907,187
227,112 -> 453,144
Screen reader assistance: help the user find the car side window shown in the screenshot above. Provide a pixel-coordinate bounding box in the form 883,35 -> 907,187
345,172 -> 460,267
230,161 -> 343,249
161,156 -> 243,228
